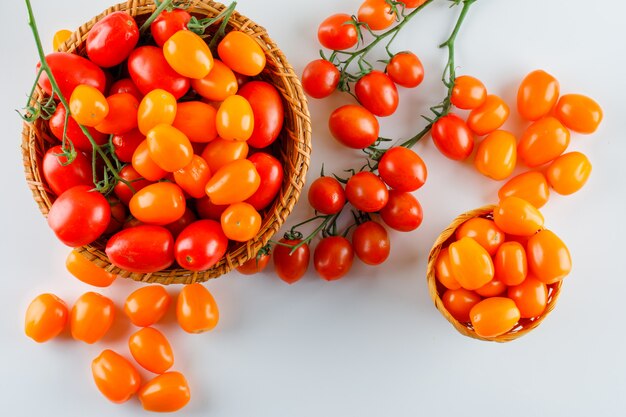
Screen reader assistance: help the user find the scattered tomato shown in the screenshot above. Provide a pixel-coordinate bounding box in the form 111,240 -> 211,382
49,104 -> 108,153
71,292 -> 114,344
24,293 -> 68,343
475,278 -> 507,297
66,249 -> 117,287
517,69 -> 560,121
129,327 -> 174,374
92,349 -> 141,403
38,52 -> 107,99
42,146 -> 93,196
518,116 -> 570,167
53,29 -> 72,51
474,130 -> 517,180
109,78 -> 143,101
138,372 -> 190,412
493,196 -> 544,236
554,93 -> 603,134
498,171 -> 550,209
467,94 -> 509,136
177,283 -> 219,333
191,59 -> 238,102
114,165 -> 153,205
124,285 -> 171,327
545,152 -> 592,195
164,30 -> 213,79
95,92 -> 139,135
137,89 -> 177,135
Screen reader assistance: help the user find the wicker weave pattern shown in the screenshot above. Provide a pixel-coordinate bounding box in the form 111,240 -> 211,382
21,0 -> 312,284
426,205 -> 562,342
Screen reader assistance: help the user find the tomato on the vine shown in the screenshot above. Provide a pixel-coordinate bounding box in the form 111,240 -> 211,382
106,226 -> 175,273
400,0 -> 428,7
355,70 -> 399,117
379,190 -> 423,232
314,236 -> 354,281
273,238 -> 310,284
238,81 -> 284,148
345,172 -> 389,213
318,14 -> 359,51
24,293 -> 68,343
431,114 -> 474,161
236,252 -> 271,275
302,59 -> 340,99
205,159 -> 261,205
467,94 -> 509,136
246,152 -> 284,211
308,176 -> 346,215
352,221 -> 390,266
43,146 -> 93,196
451,75 -> 486,109
86,11 -> 139,68
386,52 -> 424,88
378,147 -> 427,192
217,31 -> 266,76
49,104 -> 108,153
151,9 -> 191,47
358,0 -> 396,31
329,105 -> 379,149
129,182 -> 186,226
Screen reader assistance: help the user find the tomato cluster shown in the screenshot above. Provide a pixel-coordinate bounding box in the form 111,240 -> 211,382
435,197 -> 572,338
42,9 -> 286,274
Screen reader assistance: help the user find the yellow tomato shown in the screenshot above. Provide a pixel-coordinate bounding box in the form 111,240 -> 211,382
498,171 -> 550,209
146,124 -> 193,172
129,327 -> 174,374
216,95 -> 254,141
191,59 -> 238,102
518,116 -> 570,168
24,293 -> 68,343
455,217 -> 505,256
493,241 -> 527,286
493,196 -> 544,236
163,30 -> 214,79
69,84 -> 109,127
53,29 -> 72,51
470,297 -> 520,338
137,89 -> 177,135
218,31 -> 266,76
474,130 -> 517,180
545,152 -> 592,195
554,93 -> 603,134
66,249 -> 117,287
448,237 -> 494,290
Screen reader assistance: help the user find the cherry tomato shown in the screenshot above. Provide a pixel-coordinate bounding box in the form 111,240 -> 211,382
138,372 -> 190,412
441,288 -> 481,322
236,251 -> 271,275
507,276 -> 547,319
132,140 -> 167,181
246,152 -> 284,210
94,93 -> 139,135
71,292 -> 114,344
355,70 -> 399,117
172,155 -> 211,199
475,278 -> 506,297
221,202 -> 262,242
69,84 -> 109,127
498,171 -> 550,209
218,31 -> 266,76
49,104 -> 108,153
164,30 -> 213,79
317,14 -> 359,51
358,0 -> 396,31
195,196 -> 229,221
273,238 -> 310,284
124,285 -> 171,327
308,176 -> 346,215
435,247 -> 461,290
527,229 -> 572,284
137,89 -> 176,135
205,159 -> 261,205
314,236 -> 354,281
470,297 -> 520,338
517,69 -> 559,121
177,283 -> 219,333
38,52 -> 107,99
431,114 -> 474,161
493,196 -> 544,237
216,95 -> 254,141
164,207 -> 197,239
106,226 -> 175,273
92,349 -> 141,403
352,221 -> 390,265
114,165 -> 153,205
384,52 -> 423,89
474,130 -> 517,180
455,217 -> 504,256
146,125 -> 193,172
129,327 -> 174,374
493,241 -> 527,286
400,0 -> 428,7
47,185 -> 111,247
169,101 -> 218,144
191,59 -> 237,102
378,147 -> 427,192
467,95 -> 510,136
545,152 -> 592,195
201,137 -> 249,173
128,46 -> 190,99
151,9 -> 191,47
451,75 -> 486,109
104,197 -> 127,236
379,190 -> 423,232
238,81 -> 285,148
66,249 -> 116,287
109,78 -> 143,101
345,172 -> 389,213
174,220 -> 228,271
554,93 -> 603,134
302,59 -> 340,99
129,182 -> 186,225
42,146 -> 92,196
112,129 -> 144,163
86,12 -> 138,67
53,29 -> 72,51
329,105 -> 379,149
518,116 -> 570,168
448,237 -> 494,290
24,293 -> 68,343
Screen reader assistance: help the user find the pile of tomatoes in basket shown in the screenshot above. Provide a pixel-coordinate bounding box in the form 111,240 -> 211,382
42,8 -> 285,274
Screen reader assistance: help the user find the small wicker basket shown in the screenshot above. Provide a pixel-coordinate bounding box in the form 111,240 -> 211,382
426,205 -> 562,342
21,0 -> 311,284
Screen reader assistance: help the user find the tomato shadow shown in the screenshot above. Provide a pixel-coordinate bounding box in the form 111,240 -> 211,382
100,304 -> 133,344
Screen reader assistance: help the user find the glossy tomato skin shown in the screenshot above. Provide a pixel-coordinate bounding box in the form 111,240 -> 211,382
71,292 -> 115,344
114,165 -> 152,205
517,69 -> 560,121
173,101 -> 218,143
201,137 -> 249,173
314,236 -> 354,281
236,252 -> 271,275
92,350 -> 141,403
104,197 -> 127,236
358,0 -> 396,30
378,147 -> 427,192
442,288 -> 482,323
38,52 -> 107,98
66,249 -> 117,287
493,241 -> 527,286
474,130 -> 517,181
554,93 -> 603,134
95,93 -> 139,135
175,220 -> 228,271
448,237 -> 494,290
43,146 -> 93,196
518,116 -> 570,168
467,95 -> 510,136
308,176 -> 346,215
318,14 -> 359,50
273,238 -> 310,284
545,152 -> 592,195
177,283 -> 219,333
53,29 -> 72,51
345,172 -> 389,213
132,140 -> 167,182
216,95 -> 254,141
113,129 -> 144,163
164,207 -> 197,239
151,9 -> 191,47
47,186 -> 111,247
137,89 -> 177,136
527,229 -> 572,284
124,285 -> 171,327
435,247 -> 461,290
475,278 -> 507,297
470,297 -> 520,338
238,81 -> 285,148
246,152 -> 284,210
191,60 -> 238,102
431,114 -> 474,161
106,226 -> 175,273
130,182 -> 186,226
355,70 -> 399,117
221,203 -> 262,242
302,59 -> 340,99
195,196 -> 229,221
386,52 -> 424,88
24,293 -> 68,343
205,159 -> 261,205
329,105 -> 379,149
147,124 -> 193,172
507,276 -> 548,318
109,78 -> 143,101
498,171 -> 550,209
451,75 -> 487,109
218,31 -> 266,76
138,372 -> 190,412
400,0 -> 428,7
173,155 -> 212,199
87,12 -> 139,68
129,327 -> 174,374
164,30 -> 214,79
493,196 -> 544,236
128,46 -> 190,99
352,221 -> 390,265
455,217 -> 505,256
69,85 -> 109,127
379,190 -> 423,232
49,104 -> 108,153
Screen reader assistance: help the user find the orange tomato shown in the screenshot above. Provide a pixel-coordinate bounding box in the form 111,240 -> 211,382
220,202 -> 262,242
455,217 -> 505,256
139,371 -> 190,412
470,297 -> 520,338
66,249 -> 117,287
124,285 -> 171,327
467,94 -> 509,136
216,95 -> 254,141
95,93 -> 139,134
554,93 -> 603,134
474,130 -> 517,180
200,137 -> 249,173
451,75 -> 486,110
71,292 -> 115,344
191,59 -> 238,102
218,31 -> 266,76
475,277 -> 506,297
493,196 -> 544,236
176,283 -> 219,333
69,84 -> 109,127
545,152 -> 592,195
146,124 -> 193,172
24,293 -> 68,343
498,171 -> 550,209
92,349 -> 141,403
129,182 -> 186,225
441,288 -> 481,322
493,241 -> 527,286
448,237 -> 494,290
507,275 -> 548,318
129,327 -> 174,374
435,247 -> 461,290
516,69 -> 560,121
137,89 -> 177,135
132,139 -> 167,181
518,116 -> 570,167
163,30 -> 213,79
172,101 -> 218,143
358,0 -> 396,31
205,159 -> 261,205
527,229 -> 572,284
53,29 -> 72,51
174,155 -> 212,199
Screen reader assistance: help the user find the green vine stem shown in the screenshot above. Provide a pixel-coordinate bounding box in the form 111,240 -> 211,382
140,0 -> 175,33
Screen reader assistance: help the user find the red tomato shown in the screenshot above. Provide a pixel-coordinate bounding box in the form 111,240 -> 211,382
355,70 -> 399,117
129,327 -> 174,374
455,217 -> 505,256
205,159 -> 261,205
114,165 -> 152,206
431,114 -> 474,161
95,93 -> 139,135
545,152 -> 592,195
378,147 -> 427,192
71,292 -> 115,344
345,172 -> 389,213
467,94 -> 510,136
49,104 -> 108,153
238,81 -> 285,148
42,146 -> 93,196
308,176 -> 346,215
245,152 -> 284,210
329,105 -> 379,149
113,129 -> 144,163
517,69 -> 560,121
441,288 -> 481,322
473,130 -> 517,181
109,78 -> 143,101
104,197 -> 127,236
217,31 -> 266,77
498,171 -> 550,209
302,59 -> 340,99
507,276 -> 548,318
314,236 -> 354,281
236,252 -> 271,275
379,190 -> 423,232
518,116 -> 570,168
318,14 -> 359,50
273,238 -> 310,284
358,0 -> 396,31
448,237 -> 494,290
128,46 -> 190,99
87,12 -> 139,68
24,293 -> 68,343
351,221 -> 390,265
106,226 -> 175,273
386,52 -> 424,88
174,220 -> 228,271
130,182 -> 186,226
195,196 -> 228,221
451,75 -> 487,109
163,208 -> 197,240
47,185 -> 110,247
493,196 -> 544,236
92,350 -> 141,403
221,202 -> 262,242
554,93 -> 603,134
493,241 -> 527,286
37,52 -> 107,99
527,229 -> 572,284
138,372 -> 190,412
176,283 -> 219,333
191,59 -> 238,102
151,9 -> 191,47
124,285 -> 171,327
435,247 -> 461,290
400,0 -> 428,7
470,297 -> 520,338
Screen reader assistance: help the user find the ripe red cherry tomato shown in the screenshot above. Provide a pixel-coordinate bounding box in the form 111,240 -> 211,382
498,171 -> 550,209
358,0 -> 396,31
451,75 -> 487,109
47,185 -> 111,247
174,220 -> 228,271
92,349 -> 141,403
246,152 -> 284,211
195,196 -> 228,221
545,152 -> 592,195
355,70 -> 399,117
517,69 -> 560,121
318,14 -> 359,50
113,165 -> 152,205
379,190 -> 423,232
302,59 -> 340,99
106,226 -> 175,273
386,51 -> 424,88
95,93 -> 140,135
314,236 -> 354,281
470,297 -> 520,338
164,207 -> 197,239
236,252 -> 271,275
217,31 -> 266,77
151,9 -> 191,47
352,221 -> 390,265
308,176 -> 346,215
138,372 -> 190,412
24,293 -> 68,343
474,130 -> 517,181
378,147 -> 427,192
345,172 -> 389,213
238,81 -> 285,148
442,288 -> 481,322
109,78 -> 143,101
273,238 -> 310,284
329,105 -> 379,149
507,276 -> 548,318
455,217 -> 504,256
129,327 -> 174,374
128,46 -> 190,99
431,114 -> 474,161
43,146 -> 93,196
71,292 -> 115,344
49,104 -> 108,153
38,52 -> 107,99
527,229 -> 572,284
87,12 -> 139,68
493,196 -> 544,236
554,93 -> 603,134
467,94 -> 510,136
400,0 -> 428,7
177,283 -> 219,333
112,129 -> 144,163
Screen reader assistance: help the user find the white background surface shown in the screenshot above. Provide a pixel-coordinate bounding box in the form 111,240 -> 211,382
1,0 -> 625,416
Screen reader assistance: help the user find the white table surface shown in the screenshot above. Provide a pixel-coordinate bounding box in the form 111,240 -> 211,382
1,0 -> 625,416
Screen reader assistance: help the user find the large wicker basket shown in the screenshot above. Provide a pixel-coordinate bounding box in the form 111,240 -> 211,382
21,0 -> 311,284
426,205 -> 562,342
